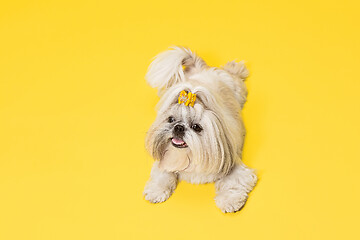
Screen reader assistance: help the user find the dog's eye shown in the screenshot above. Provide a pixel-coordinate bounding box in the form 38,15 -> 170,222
168,116 -> 175,123
191,124 -> 203,132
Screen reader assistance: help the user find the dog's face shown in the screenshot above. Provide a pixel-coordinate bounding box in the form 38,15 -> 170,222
145,47 -> 248,176
146,83 -> 240,176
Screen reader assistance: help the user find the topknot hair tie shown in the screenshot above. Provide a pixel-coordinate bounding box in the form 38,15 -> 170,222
178,90 -> 196,107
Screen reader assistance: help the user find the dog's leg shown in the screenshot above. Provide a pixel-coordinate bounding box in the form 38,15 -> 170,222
143,161 -> 178,203
215,163 -> 257,213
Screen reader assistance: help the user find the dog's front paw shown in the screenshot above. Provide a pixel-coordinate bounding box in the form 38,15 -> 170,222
215,192 -> 248,213
143,184 -> 173,203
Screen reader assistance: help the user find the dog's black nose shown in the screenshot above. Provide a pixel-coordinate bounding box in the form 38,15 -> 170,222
174,124 -> 185,136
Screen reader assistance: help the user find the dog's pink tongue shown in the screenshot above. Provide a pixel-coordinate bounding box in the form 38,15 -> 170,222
172,138 -> 184,145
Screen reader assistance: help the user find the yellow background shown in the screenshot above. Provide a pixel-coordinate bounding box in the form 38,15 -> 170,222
1,0 -> 359,239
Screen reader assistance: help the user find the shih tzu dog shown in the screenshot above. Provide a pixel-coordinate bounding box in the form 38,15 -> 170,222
143,47 -> 257,213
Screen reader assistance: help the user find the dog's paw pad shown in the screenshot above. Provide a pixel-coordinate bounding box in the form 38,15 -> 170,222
215,193 -> 248,213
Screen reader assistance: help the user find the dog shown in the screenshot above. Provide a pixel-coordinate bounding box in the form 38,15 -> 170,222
143,47 -> 257,213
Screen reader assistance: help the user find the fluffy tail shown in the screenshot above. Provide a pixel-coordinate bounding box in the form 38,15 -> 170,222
223,61 -> 249,109
145,47 -> 206,94
222,60 -> 249,80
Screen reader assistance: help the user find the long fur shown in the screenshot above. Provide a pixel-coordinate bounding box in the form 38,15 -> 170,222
144,47 -> 257,213
146,47 -> 206,95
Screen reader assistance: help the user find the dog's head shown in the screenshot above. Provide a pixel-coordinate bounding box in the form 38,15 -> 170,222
145,47 -> 248,176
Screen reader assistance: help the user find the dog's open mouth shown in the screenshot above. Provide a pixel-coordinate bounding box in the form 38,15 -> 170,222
171,138 -> 188,148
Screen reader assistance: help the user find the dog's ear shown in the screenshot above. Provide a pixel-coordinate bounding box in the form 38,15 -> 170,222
146,47 -> 207,95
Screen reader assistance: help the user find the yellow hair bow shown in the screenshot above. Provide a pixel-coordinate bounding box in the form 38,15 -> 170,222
178,90 -> 196,107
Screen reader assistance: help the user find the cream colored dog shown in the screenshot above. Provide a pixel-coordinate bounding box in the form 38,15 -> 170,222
143,47 -> 257,213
